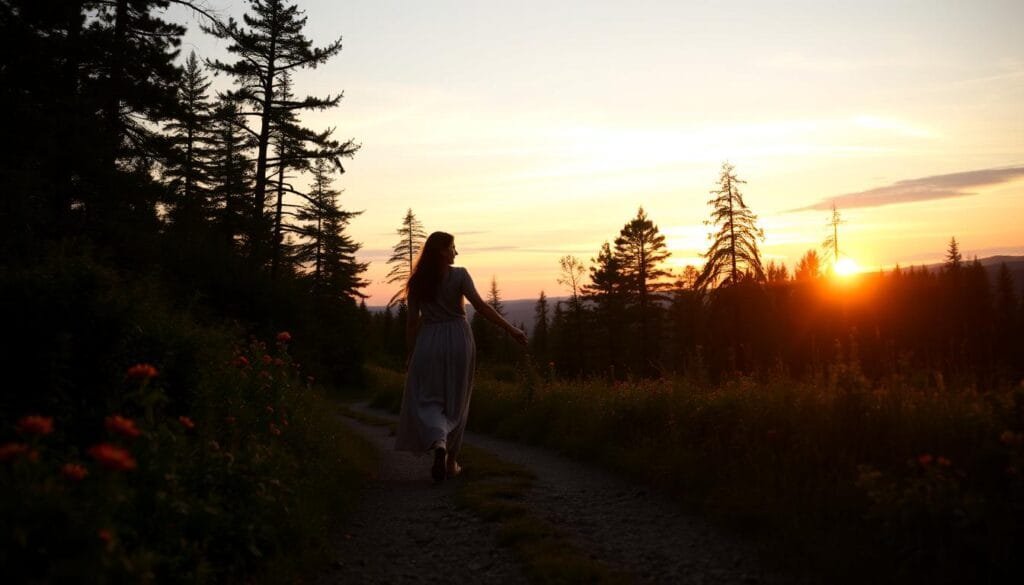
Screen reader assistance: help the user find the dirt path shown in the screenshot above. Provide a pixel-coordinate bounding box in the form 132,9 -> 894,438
316,404 -> 790,585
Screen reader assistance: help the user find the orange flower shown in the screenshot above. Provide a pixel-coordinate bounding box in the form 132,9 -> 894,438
88,443 -> 137,471
61,463 -> 89,481
937,456 -> 952,467
0,442 -> 30,462
178,416 -> 195,430
232,355 -> 250,368
917,454 -> 934,467
105,415 -> 141,439
276,331 -> 292,343
125,363 -> 159,381
16,415 -> 54,436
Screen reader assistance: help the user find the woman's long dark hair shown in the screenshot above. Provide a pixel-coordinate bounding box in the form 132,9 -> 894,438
406,231 -> 454,303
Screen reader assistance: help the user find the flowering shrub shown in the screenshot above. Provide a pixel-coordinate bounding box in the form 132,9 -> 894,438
1,333 -> 374,583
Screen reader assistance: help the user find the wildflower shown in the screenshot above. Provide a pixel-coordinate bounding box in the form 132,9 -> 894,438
98,529 -> 113,545
269,423 -> 281,436
178,416 -> 195,430
259,371 -> 272,380
232,355 -> 250,368
276,331 -> 292,343
0,442 -> 31,462
16,415 -> 54,436
87,444 -> 137,471
265,405 -> 274,414
917,454 -> 934,467
273,358 -> 284,367
937,456 -> 952,467
125,363 -> 158,381
105,415 -> 141,439
306,375 -> 315,384
262,354 -> 272,365
61,463 -> 88,481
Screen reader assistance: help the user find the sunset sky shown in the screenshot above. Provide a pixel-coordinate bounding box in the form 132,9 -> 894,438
168,0 -> 1024,305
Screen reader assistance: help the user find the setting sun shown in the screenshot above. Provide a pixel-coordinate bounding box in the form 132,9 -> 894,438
833,257 -> 861,277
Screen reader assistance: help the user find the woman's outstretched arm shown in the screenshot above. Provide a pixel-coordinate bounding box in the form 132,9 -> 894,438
463,277 -> 528,346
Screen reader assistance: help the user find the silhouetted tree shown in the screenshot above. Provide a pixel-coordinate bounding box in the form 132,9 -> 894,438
557,255 -> 586,374
945,237 -> 963,271
207,98 -> 254,246
767,260 -> 790,283
695,162 -> 766,291
614,207 -> 671,372
292,157 -> 367,300
531,291 -> 551,364
204,0 -> 357,263
795,250 -> 822,281
584,242 -> 628,377
164,51 -> 213,230
385,209 -> 427,306
822,202 -> 844,270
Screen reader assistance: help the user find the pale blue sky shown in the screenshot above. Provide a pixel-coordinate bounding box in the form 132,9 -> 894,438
168,0 -> 1024,303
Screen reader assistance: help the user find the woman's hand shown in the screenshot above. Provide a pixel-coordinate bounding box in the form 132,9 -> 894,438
508,326 -> 528,347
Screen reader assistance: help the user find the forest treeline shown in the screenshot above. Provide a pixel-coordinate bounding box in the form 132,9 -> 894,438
1,0 -> 369,387
369,178 -> 1022,389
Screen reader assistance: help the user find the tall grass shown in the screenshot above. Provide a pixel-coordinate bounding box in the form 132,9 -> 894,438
368,362 -> 1024,584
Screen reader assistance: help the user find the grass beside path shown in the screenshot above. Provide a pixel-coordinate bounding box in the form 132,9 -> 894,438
338,404 -> 628,584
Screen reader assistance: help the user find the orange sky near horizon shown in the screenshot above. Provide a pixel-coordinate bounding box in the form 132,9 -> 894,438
168,1 -> 1024,305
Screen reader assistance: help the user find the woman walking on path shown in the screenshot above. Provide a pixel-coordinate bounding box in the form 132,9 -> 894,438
395,231 -> 528,482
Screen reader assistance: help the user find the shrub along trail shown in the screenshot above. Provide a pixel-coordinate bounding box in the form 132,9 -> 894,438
319,403 -> 791,585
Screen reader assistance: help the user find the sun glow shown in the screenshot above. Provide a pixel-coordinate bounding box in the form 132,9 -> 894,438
833,257 -> 861,277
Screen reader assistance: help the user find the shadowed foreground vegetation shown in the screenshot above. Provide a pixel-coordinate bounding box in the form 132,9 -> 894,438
369,363 -> 1024,585
1,253 -> 376,583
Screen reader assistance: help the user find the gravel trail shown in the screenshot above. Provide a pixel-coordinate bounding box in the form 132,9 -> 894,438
319,404 -> 791,585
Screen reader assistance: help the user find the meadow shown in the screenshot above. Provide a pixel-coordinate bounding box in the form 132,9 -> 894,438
368,361 -> 1024,584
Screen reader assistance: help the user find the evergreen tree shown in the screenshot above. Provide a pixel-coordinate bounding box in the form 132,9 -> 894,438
822,202 -> 844,270
207,97 -> 255,247
614,207 -> 671,372
795,250 -> 822,281
766,260 -> 789,283
695,162 -> 766,291
584,242 -> 628,377
385,209 -> 427,306
204,0 -> 358,263
292,157 -> 367,301
164,50 -> 213,230
530,291 -> 551,363
945,237 -> 963,271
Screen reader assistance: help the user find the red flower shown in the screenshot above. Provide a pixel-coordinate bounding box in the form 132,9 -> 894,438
265,405 -> 274,414
16,415 -> 54,436
269,423 -> 282,436
937,456 -> 952,467
105,415 -> 142,439
125,363 -> 159,381
61,463 -> 89,481
917,454 -> 934,467
276,331 -> 292,343
178,416 -> 195,430
0,442 -> 30,462
262,354 -> 272,365
232,355 -> 250,368
273,358 -> 284,367
88,443 -> 137,471
97,529 -> 113,544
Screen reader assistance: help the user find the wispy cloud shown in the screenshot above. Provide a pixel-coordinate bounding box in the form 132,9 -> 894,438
794,165 -> 1024,211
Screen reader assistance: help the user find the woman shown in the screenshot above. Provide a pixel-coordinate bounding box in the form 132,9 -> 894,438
395,231 -> 528,482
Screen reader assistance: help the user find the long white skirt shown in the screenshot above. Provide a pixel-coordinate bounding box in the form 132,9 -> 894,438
395,319 -> 476,455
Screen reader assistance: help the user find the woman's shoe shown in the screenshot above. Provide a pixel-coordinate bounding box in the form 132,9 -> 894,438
431,446 -> 447,483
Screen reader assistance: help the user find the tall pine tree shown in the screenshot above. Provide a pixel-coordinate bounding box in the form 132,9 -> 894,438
695,162 -> 766,291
